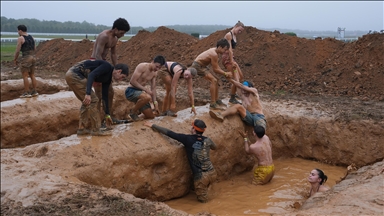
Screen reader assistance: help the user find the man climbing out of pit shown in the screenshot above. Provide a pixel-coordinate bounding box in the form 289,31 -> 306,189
65,59 -> 129,136
90,17 -> 130,126
143,119 -> 217,203
209,79 -> 267,131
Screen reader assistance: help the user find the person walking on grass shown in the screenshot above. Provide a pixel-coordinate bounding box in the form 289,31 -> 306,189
14,24 -> 39,98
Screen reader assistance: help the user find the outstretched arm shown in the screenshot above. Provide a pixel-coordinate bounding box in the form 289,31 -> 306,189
211,55 -> 232,79
230,79 -> 258,95
169,71 -> 181,111
187,77 -> 196,114
143,121 -> 187,143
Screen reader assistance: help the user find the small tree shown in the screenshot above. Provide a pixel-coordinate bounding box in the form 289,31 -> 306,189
191,33 -> 200,38
285,32 -> 297,36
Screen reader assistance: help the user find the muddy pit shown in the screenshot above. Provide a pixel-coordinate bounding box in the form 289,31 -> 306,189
1,27 -> 384,215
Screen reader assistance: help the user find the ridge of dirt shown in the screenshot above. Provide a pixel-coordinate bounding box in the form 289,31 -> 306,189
2,26 -> 383,101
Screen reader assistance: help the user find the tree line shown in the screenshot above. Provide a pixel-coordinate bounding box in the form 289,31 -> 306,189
1,16 -> 231,35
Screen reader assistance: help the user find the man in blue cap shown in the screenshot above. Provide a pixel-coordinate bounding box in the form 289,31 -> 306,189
209,79 -> 267,130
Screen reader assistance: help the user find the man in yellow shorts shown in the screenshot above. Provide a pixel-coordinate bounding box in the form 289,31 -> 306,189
238,125 -> 274,185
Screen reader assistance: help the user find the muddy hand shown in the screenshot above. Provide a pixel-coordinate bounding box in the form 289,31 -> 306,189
105,117 -> 113,128
143,121 -> 153,127
83,95 -> 91,105
191,107 -> 196,115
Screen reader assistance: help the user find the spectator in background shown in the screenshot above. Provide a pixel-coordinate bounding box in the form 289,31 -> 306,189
14,24 -> 39,98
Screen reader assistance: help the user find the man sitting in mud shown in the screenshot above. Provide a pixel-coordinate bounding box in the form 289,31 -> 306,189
125,55 -> 166,121
190,38 -> 233,109
65,59 -> 128,136
91,18 -> 130,125
209,80 -> 267,130
158,61 -> 198,116
144,119 -> 217,203
238,125 -> 274,185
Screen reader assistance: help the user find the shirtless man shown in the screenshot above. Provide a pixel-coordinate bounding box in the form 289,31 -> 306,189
209,80 -> 267,130
125,55 -> 166,121
158,61 -> 197,116
91,18 -> 130,124
238,125 -> 274,185
190,38 -> 232,109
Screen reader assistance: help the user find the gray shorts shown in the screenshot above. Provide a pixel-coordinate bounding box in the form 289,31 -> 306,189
125,87 -> 151,112
242,110 -> 267,130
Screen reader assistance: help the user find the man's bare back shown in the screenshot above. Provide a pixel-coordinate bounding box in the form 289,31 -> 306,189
249,135 -> 273,166
194,48 -> 219,67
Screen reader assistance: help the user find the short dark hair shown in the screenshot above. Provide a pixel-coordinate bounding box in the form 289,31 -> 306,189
315,168 -> 328,185
112,18 -> 130,32
217,38 -> 230,48
194,119 -> 207,135
242,80 -> 254,88
17,25 -> 27,32
153,55 -> 166,66
254,125 -> 265,138
114,63 -> 129,75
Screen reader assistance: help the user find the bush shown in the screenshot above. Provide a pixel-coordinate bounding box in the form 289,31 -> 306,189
191,33 -> 200,38
285,32 -> 297,36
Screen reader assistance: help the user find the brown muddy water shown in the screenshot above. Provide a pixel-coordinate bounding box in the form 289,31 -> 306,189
165,157 -> 346,215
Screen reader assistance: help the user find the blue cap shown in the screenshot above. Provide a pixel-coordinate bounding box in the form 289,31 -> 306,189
243,81 -> 249,87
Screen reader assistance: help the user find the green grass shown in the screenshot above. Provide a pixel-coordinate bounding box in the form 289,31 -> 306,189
1,42 -> 17,61
1,35 -> 131,62
1,34 -> 132,41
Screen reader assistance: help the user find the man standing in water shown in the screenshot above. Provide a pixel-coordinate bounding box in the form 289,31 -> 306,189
238,125 -> 274,185
14,24 -> 39,98
144,119 -> 217,203
91,18 -> 130,124
190,38 -> 232,109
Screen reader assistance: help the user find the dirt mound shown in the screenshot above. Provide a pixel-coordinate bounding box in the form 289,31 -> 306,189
3,27 -> 383,100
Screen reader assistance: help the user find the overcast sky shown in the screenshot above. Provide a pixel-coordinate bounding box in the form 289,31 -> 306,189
1,1 -> 383,31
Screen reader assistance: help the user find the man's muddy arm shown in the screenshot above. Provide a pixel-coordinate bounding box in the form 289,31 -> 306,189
110,46 -> 117,66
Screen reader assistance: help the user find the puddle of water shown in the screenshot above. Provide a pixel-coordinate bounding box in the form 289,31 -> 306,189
165,157 -> 346,215
1,91 -> 75,108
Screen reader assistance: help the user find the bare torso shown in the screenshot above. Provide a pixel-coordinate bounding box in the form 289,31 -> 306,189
128,63 -> 157,88
91,30 -> 118,60
194,48 -> 218,67
241,89 -> 263,114
249,135 -> 273,166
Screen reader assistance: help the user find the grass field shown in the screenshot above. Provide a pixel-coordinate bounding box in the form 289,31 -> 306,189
1,34 -> 132,62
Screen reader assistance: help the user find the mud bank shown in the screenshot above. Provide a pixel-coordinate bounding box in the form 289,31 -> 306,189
2,85 -> 383,168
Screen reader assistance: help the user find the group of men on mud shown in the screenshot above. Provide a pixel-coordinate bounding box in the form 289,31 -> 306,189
14,18 -> 274,203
